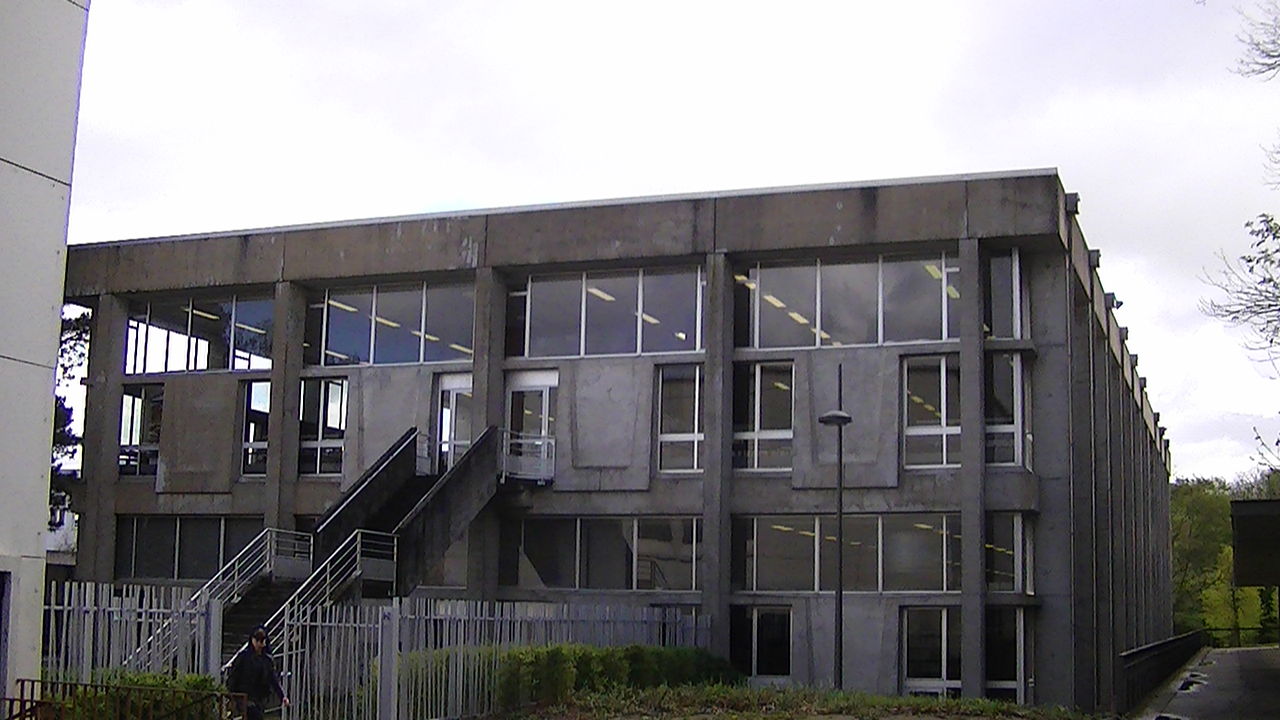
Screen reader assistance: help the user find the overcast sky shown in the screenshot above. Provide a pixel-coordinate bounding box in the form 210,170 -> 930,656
64,0 -> 1280,480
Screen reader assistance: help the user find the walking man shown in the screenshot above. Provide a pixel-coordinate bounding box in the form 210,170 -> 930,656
227,626 -> 290,720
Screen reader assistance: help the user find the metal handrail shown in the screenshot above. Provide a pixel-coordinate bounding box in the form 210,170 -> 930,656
224,529 -> 397,672
501,429 -> 556,481
128,528 -> 313,669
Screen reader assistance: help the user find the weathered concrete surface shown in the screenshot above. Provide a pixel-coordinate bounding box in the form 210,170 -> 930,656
1139,647 -> 1280,720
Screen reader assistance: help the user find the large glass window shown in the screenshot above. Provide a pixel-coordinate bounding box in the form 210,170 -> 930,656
903,355 -> 961,467
733,513 -> 959,593
119,384 -> 163,476
502,517 -> 699,591
818,515 -> 879,592
309,283 -> 474,366
983,249 -> 1020,339
519,268 -> 702,358
986,513 -> 1032,593
242,381 -> 270,476
902,607 -> 962,697
986,352 -> 1026,465
115,515 -> 263,580
657,365 -> 703,472
735,255 -> 958,348
732,362 -> 794,469
124,295 -> 273,374
985,607 -> 1026,702
299,378 -> 347,475
730,605 -> 791,678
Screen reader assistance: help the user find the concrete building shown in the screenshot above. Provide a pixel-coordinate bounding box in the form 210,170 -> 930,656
63,169 -> 1172,711
0,0 -> 89,696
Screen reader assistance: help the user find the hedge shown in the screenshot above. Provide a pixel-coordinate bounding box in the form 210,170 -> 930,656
44,670 -> 229,720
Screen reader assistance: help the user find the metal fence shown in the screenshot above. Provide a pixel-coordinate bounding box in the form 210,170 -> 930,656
43,582 -> 219,682
1115,629 -> 1205,714
6,678 -> 243,720
279,599 -> 710,720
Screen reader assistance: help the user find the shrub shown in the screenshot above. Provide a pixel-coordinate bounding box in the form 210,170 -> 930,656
497,644 -> 742,709
49,670 -> 229,720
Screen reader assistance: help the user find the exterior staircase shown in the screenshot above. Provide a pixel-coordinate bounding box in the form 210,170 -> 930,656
219,578 -> 302,666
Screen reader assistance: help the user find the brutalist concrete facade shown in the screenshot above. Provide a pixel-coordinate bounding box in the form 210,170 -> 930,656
64,169 -> 1172,711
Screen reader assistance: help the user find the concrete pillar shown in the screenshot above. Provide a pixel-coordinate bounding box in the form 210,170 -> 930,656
265,282 -> 306,529
465,267 -> 506,600
957,237 -> 986,698
1067,282 -> 1098,709
1091,323 -> 1115,708
79,294 -> 128,581
701,251 -> 734,658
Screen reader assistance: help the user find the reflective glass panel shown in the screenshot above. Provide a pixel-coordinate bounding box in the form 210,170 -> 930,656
579,518 -> 634,589
299,379 -> 321,442
372,285 -> 423,364
756,609 -> 791,676
148,301 -> 191,372
986,608 -> 1018,681
759,364 -> 793,431
323,379 -> 347,439
905,358 -> 943,427
986,513 -> 1016,591
883,258 -> 942,341
636,518 -> 695,590
659,365 -> 698,434
325,289 -> 372,365
818,515 -> 879,591
303,292 -> 324,365
224,517 -> 263,563
232,296 -> 274,370
134,516 -> 176,579
820,261 -> 879,345
189,299 -> 232,370
945,513 -> 961,591
755,516 -> 815,591
986,353 -> 1017,425
424,283 -> 475,361
584,272 -> 638,355
905,608 -> 942,678
177,517 -> 221,579
641,269 -> 699,352
521,518 -> 576,588
882,514 -> 944,591
758,265 -> 817,348
985,251 -> 1015,338
528,275 -> 582,357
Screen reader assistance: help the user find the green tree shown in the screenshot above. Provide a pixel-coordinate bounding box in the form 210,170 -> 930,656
1171,477 -> 1234,631
1260,586 -> 1279,643
1202,545 -> 1264,645
50,309 -> 90,529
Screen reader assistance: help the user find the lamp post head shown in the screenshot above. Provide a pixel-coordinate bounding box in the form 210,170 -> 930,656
819,410 -> 852,427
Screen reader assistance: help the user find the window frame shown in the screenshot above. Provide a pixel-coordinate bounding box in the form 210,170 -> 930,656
299,377 -> 347,476
514,267 -> 705,359
983,248 -> 1023,340
114,515 -> 263,581
657,364 -> 704,473
985,352 -> 1026,466
902,354 -> 961,469
984,606 -> 1028,703
510,516 -> 700,591
124,295 -> 273,375
241,380 -> 270,476
735,254 -> 962,350
900,606 -> 962,697
311,282 -> 476,367
733,361 -> 795,471
119,383 -> 163,477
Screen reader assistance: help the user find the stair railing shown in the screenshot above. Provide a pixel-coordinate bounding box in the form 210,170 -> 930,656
223,529 -> 397,672
128,528 -> 313,670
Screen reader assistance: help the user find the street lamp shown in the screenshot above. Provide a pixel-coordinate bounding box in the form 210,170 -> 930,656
819,363 -> 852,691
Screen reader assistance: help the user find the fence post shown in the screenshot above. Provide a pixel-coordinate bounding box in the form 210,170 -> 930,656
378,600 -> 401,720
203,598 -> 224,678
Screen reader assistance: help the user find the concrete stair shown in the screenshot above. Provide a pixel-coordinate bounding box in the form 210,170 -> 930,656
221,579 -> 303,666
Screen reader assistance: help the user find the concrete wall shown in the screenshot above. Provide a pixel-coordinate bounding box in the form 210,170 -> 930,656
0,0 -> 88,694
64,170 -> 1173,711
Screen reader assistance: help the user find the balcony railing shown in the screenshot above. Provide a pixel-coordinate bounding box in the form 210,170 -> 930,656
501,430 -> 555,483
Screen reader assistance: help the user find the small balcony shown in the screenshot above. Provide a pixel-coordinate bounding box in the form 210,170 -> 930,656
501,430 -> 555,484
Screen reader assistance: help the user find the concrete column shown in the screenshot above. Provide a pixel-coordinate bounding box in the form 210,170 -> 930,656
465,267 -> 506,600
957,237 -> 986,698
265,282 -> 306,529
79,294 -> 128,581
1091,323 -> 1115,708
701,251 -> 734,658
1067,283 -> 1098,709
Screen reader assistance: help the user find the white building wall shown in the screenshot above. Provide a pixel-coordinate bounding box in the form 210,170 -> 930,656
0,0 -> 88,695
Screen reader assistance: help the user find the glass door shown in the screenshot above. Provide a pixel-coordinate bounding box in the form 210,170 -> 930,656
505,370 -> 558,480
437,373 -> 473,471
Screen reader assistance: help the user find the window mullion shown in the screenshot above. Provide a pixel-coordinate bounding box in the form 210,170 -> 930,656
578,273 -> 587,356
636,269 -> 645,353
368,286 -> 379,364
419,281 -> 428,362
814,260 -> 822,348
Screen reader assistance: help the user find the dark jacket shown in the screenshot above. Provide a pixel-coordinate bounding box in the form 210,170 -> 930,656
227,645 -> 285,704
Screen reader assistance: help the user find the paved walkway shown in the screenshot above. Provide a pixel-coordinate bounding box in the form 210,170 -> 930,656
1138,646 -> 1280,720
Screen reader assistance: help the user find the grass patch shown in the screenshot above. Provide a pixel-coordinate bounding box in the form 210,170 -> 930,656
495,684 -> 1097,719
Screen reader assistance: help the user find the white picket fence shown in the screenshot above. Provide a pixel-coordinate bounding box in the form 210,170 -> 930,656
279,598 -> 710,720
43,582 -> 221,681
